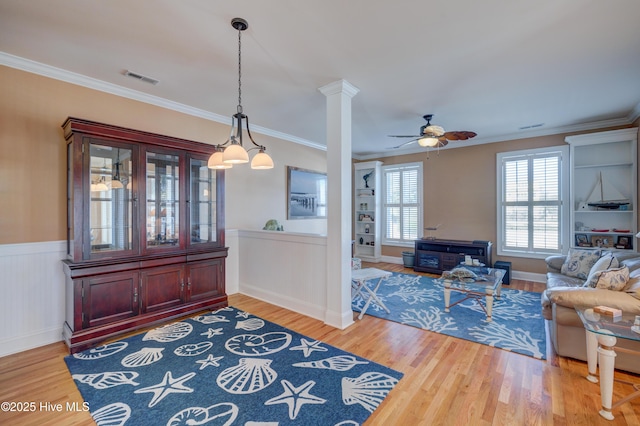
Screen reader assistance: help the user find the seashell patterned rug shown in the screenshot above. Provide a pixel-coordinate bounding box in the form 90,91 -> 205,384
352,273 -> 546,359
65,306 -> 403,425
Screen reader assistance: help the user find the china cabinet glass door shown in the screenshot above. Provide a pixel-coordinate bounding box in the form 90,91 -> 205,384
146,151 -> 181,249
189,156 -> 217,246
88,143 -> 134,256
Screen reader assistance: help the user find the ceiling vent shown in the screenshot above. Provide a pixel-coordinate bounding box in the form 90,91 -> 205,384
519,123 -> 544,130
123,70 -> 159,85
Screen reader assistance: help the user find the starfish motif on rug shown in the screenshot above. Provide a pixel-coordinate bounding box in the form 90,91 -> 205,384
289,338 -> 328,358
201,327 -> 224,338
133,371 -> 195,407
196,354 -> 224,370
264,379 -> 326,420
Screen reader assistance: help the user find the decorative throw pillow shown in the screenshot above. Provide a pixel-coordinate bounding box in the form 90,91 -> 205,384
623,268 -> 640,300
595,266 -> 629,291
584,254 -> 619,288
561,248 -> 602,280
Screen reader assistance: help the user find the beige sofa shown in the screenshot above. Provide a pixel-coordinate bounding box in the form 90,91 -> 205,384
541,250 -> 640,374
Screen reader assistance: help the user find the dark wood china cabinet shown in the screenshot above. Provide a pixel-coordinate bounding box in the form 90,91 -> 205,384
62,118 -> 227,353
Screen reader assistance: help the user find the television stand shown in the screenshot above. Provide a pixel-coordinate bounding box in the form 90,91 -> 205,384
413,239 -> 492,274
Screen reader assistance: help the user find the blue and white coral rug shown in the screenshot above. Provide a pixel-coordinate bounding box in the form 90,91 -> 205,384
65,306 -> 403,425
352,273 -> 546,359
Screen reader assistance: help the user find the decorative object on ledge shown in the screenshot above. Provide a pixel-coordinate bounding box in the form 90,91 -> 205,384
208,18 -> 274,170
587,171 -> 629,210
286,166 -> 327,219
263,219 -> 284,231
362,170 -> 374,188
424,223 -> 442,240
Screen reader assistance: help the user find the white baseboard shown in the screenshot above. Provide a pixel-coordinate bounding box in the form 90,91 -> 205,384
0,327 -> 63,357
238,282 -> 326,322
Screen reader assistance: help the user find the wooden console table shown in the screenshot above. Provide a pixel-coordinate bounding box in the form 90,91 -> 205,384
414,239 -> 492,274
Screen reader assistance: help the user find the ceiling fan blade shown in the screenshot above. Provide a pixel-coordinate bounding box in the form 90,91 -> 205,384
388,135 -> 421,138
435,139 -> 449,148
387,138 -> 419,149
443,131 -> 477,141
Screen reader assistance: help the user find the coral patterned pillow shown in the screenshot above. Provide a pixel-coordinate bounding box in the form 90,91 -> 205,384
595,266 -> 629,291
561,249 -> 601,280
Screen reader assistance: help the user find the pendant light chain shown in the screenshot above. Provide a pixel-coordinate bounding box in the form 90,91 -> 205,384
237,27 -> 243,114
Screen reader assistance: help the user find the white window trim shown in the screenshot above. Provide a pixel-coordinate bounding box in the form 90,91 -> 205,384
496,145 -> 570,259
381,162 -> 423,247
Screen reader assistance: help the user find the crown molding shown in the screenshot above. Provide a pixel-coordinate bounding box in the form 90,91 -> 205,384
0,52 -> 325,151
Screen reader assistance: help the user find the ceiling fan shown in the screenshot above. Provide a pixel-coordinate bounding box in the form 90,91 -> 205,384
388,114 -> 477,149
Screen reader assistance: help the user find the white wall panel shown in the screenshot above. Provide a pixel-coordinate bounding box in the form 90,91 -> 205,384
0,241 -> 66,357
237,230 -> 328,320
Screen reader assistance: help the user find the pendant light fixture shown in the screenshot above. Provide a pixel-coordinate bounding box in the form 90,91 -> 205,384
208,17 -> 274,170
111,148 -> 124,189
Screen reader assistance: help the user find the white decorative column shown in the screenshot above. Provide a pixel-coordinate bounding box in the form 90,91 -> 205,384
319,79 -> 359,329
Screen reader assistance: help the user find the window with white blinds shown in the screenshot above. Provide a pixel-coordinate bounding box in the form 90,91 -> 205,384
382,162 -> 422,246
497,146 -> 569,257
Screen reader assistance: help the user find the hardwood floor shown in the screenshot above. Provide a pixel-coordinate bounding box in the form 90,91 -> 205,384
1,262 -> 639,425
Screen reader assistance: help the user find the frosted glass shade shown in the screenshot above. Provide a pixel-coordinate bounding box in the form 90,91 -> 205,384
208,151 -> 233,169
111,179 -> 124,189
417,137 -> 439,147
251,150 -> 274,169
223,144 -> 249,164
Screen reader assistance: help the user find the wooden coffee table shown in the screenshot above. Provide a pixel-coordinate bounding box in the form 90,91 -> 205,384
438,265 -> 505,322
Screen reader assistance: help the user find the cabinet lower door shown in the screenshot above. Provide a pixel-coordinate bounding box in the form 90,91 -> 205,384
140,264 -> 185,313
187,259 -> 224,302
83,271 -> 139,328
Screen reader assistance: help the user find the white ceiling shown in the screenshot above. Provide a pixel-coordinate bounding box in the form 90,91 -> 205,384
2,0 -> 640,157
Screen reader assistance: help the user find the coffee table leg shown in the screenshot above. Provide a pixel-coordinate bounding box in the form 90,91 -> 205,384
444,280 -> 451,313
596,333 -> 617,421
485,288 -> 493,322
585,330 -> 599,384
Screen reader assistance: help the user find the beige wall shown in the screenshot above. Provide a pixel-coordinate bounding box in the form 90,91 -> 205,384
2,65 -> 638,274
358,128 -> 639,275
0,65 -> 327,244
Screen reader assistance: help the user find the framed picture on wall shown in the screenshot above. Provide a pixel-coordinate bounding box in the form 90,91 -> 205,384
286,166 -> 327,219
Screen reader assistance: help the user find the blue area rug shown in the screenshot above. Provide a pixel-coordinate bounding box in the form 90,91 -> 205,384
352,273 -> 546,359
65,306 -> 403,425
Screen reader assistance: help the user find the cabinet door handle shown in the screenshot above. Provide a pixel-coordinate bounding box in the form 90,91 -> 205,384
187,279 -> 191,290
133,288 -> 138,304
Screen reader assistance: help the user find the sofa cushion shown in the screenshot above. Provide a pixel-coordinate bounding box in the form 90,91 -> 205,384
584,254 -> 618,288
545,286 -> 640,313
560,248 -> 601,280
545,255 -> 566,273
546,272 -> 585,289
624,268 -> 640,300
594,266 -> 629,291
621,257 -> 640,274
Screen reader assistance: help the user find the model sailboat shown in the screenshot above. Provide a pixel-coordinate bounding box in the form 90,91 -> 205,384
587,171 -> 629,209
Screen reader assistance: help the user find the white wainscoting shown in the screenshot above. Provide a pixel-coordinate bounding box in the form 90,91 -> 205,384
235,230 -> 328,321
0,241 -> 67,357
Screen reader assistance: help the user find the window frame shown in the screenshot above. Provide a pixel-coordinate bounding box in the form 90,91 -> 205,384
381,162 -> 423,247
496,146 -> 570,258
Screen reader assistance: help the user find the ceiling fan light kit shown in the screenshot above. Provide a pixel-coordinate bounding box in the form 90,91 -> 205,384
417,137 -> 439,147
387,114 -> 477,151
